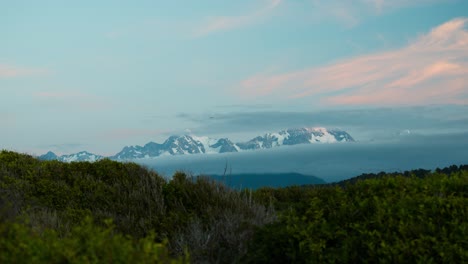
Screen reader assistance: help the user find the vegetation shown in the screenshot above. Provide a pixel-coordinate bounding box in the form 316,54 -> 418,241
1,150 -> 467,263
0,217 -> 186,264
247,169 -> 468,263
0,151 -> 274,263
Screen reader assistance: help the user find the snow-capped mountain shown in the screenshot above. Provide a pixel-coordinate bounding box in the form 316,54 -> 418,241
111,127 -> 354,160
110,136 -> 240,160
236,128 -> 353,150
39,151 -> 103,162
39,151 -> 59,161
39,127 -> 354,162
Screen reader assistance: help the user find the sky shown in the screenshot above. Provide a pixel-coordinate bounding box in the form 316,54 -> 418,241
1,0 -> 468,156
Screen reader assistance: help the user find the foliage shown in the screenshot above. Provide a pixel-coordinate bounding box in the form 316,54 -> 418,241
0,150 -> 273,263
245,172 -> 468,263
0,216 -> 188,264
1,150 -> 467,263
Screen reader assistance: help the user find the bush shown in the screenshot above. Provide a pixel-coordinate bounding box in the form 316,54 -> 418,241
0,151 -> 274,262
2,150 -> 467,263
0,216 -> 188,264
245,172 -> 468,263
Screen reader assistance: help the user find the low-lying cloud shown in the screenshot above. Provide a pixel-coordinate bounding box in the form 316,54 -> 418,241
140,132 -> 468,182
176,105 -> 468,141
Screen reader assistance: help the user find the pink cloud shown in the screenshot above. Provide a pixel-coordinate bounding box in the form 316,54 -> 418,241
239,17 -> 468,106
0,64 -> 50,78
194,0 -> 282,37
34,91 -> 87,99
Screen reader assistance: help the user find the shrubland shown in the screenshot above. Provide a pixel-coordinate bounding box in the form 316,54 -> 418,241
0,150 -> 466,263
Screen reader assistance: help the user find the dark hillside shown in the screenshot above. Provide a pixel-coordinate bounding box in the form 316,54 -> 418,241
248,169 -> 468,263
0,150 -> 274,263
1,150 -> 467,263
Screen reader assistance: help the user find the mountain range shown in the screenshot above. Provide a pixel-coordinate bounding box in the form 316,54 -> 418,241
39,127 -> 354,162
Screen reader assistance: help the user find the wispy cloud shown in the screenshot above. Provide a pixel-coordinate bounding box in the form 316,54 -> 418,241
239,17 -> 468,106
194,0 -> 282,37
365,0 -> 447,12
0,64 -> 50,78
104,18 -> 190,40
311,0 -> 447,27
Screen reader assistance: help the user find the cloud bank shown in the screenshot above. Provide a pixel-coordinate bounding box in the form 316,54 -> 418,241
176,105 -> 468,141
240,18 -> 468,106
142,132 -> 468,182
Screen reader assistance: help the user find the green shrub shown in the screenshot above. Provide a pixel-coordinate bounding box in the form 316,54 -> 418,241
0,151 -> 274,262
246,172 -> 468,263
2,150 -> 467,263
0,217 -> 188,264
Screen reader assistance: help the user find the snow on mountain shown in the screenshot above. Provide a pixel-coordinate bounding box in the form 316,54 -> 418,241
40,127 -> 354,162
237,127 -> 352,150
39,151 -> 58,161
209,138 -> 239,153
39,151 -> 104,162
112,127 -> 354,160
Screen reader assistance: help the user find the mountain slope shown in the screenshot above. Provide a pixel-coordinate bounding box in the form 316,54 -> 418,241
40,127 -> 354,162
39,151 -> 103,162
112,127 -> 354,160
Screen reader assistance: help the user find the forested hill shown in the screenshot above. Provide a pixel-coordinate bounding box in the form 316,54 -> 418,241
1,150 -> 467,263
332,164 -> 468,187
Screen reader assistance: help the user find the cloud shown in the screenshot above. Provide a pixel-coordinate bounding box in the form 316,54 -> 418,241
194,0 -> 282,37
104,18 -> 190,40
365,0 -> 447,12
175,105 -> 468,142
239,17 -> 468,106
311,0 -> 446,26
0,64 -> 50,79
143,131 -> 468,182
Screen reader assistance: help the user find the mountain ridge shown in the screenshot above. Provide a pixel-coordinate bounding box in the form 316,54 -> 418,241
40,127 -> 354,162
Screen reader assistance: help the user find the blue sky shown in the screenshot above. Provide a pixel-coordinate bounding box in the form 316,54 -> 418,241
1,0 -> 468,155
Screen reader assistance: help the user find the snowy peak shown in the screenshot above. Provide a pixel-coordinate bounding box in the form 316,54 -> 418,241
40,127 -> 354,162
39,151 -> 58,161
39,151 -> 103,162
162,135 -> 205,155
112,127 -> 354,160
237,127 -> 353,150
209,138 -> 238,153
282,127 -> 337,144
327,129 -> 355,142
